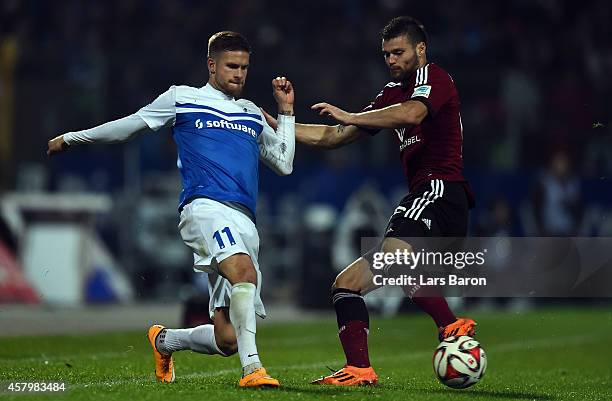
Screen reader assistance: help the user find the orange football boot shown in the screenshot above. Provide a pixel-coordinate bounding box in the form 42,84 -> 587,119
238,367 -> 280,388
439,317 -> 477,341
311,365 -> 378,386
147,324 -> 175,383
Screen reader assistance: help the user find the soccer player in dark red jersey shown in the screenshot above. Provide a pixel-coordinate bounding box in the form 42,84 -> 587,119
265,16 -> 477,386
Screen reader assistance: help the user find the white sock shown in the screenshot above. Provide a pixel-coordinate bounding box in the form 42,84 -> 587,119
156,324 -> 225,355
229,282 -> 262,375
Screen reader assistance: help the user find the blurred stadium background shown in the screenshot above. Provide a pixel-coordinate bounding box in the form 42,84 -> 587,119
0,0 -> 611,334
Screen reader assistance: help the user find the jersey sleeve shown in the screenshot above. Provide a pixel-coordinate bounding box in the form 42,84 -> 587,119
258,113 -> 295,176
135,86 -> 177,130
63,114 -> 149,145
410,66 -> 454,118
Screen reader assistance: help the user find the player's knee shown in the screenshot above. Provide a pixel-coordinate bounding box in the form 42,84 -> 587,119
332,274 -> 345,291
221,254 -> 258,285
235,265 -> 257,284
381,237 -> 413,254
333,269 -> 361,293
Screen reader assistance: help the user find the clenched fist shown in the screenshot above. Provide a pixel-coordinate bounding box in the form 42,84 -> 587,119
47,135 -> 70,156
272,76 -> 294,115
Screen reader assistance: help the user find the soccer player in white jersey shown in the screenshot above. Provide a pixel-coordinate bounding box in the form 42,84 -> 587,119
47,31 -> 295,388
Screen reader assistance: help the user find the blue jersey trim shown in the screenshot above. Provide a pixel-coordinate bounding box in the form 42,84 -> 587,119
176,103 -> 262,120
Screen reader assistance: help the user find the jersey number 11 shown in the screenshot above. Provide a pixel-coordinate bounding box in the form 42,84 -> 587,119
213,227 -> 236,249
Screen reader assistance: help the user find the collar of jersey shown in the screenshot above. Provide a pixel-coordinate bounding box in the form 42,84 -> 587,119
201,83 -> 234,101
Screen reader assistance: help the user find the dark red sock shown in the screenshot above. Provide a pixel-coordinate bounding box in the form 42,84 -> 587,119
332,288 -> 371,368
412,295 -> 456,328
338,320 -> 371,368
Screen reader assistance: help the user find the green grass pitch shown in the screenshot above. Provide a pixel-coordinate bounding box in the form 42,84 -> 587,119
1,307 -> 611,400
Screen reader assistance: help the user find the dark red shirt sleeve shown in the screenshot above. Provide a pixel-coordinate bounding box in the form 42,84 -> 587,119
410,67 -> 454,118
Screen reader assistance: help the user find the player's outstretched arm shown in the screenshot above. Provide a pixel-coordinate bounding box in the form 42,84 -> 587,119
311,100 -> 428,129
47,87 -> 176,156
47,115 -> 149,156
261,110 -> 368,149
298,124 -> 367,149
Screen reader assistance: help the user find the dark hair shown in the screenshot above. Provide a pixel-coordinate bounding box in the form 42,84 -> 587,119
207,31 -> 251,58
382,16 -> 428,46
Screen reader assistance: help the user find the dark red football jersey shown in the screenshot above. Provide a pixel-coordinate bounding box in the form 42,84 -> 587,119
363,62 -> 474,205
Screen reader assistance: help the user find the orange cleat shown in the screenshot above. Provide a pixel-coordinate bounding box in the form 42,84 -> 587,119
439,317 -> 477,341
147,324 -> 175,383
238,367 -> 280,388
311,365 -> 378,386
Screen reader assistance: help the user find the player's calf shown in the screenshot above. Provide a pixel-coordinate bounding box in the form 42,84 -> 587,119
381,236 -> 414,254
218,254 -> 279,386
320,257 -> 377,385
216,340 -> 237,356
380,238 -> 462,334
213,308 -> 238,356
153,324 -> 227,356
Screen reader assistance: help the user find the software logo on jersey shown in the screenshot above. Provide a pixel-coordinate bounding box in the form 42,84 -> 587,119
196,119 -> 258,138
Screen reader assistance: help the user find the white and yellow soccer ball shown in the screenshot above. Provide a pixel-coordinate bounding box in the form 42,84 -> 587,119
433,335 -> 487,389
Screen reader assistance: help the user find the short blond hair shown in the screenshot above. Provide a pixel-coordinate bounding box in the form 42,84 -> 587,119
207,31 -> 251,58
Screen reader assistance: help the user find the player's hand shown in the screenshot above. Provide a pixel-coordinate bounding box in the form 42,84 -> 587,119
272,76 -> 294,114
261,108 -> 278,131
311,103 -> 354,125
47,134 -> 70,156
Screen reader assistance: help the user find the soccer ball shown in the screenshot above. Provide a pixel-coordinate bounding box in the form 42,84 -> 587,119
433,335 -> 487,389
